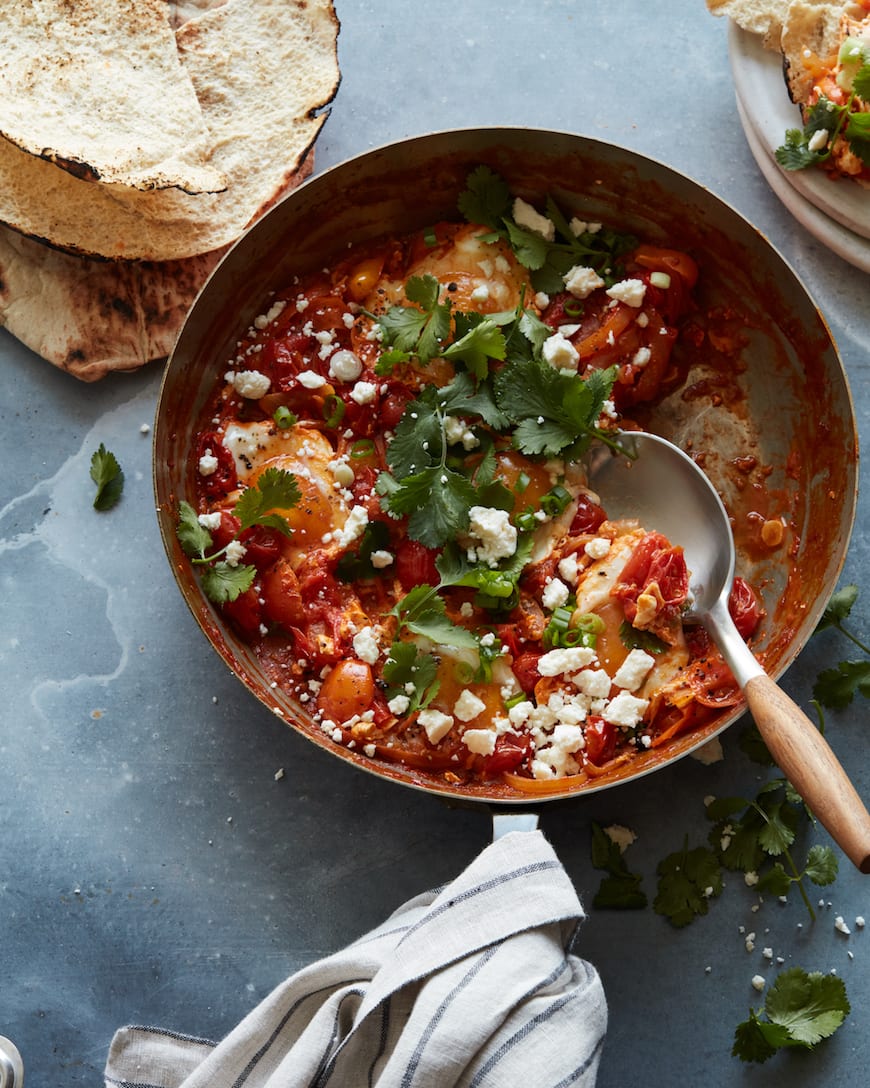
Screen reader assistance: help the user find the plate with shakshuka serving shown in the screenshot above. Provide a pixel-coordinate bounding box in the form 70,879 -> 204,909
155,128 -> 857,802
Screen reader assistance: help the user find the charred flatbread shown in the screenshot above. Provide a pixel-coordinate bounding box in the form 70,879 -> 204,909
0,153 -> 313,380
0,0 -> 340,261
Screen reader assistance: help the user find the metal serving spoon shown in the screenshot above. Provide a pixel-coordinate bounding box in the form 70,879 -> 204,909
587,430 -> 870,874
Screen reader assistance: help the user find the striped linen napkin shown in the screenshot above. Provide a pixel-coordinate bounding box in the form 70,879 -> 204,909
104,829 -> 606,1087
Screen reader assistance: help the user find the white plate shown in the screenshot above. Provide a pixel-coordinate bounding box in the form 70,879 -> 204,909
735,95 -> 870,272
728,20 -> 870,241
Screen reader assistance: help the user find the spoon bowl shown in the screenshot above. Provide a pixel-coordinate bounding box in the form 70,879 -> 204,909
589,431 -> 870,873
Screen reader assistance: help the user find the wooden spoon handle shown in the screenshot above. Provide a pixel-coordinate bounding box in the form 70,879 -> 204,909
745,673 -> 870,873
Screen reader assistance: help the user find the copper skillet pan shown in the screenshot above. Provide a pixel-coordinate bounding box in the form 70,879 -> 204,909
153,127 -> 857,810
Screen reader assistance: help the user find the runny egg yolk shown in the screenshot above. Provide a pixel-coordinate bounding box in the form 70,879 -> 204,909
221,423 -> 348,553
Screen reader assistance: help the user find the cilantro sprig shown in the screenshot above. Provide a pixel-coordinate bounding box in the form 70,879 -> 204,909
590,823 -> 648,909
458,164 -> 637,293
176,467 -> 300,604
374,273 -> 452,367
90,444 -> 124,511
776,92 -> 870,174
812,585 -> 870,709
733,968 -> 850,1064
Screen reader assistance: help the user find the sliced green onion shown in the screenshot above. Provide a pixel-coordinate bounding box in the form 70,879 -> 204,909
540,484 -> 572,517
515,508 -> 538,532
454,661 -> 475,684
273,405 -> 297,429
322,394 -> 346,428
504,692 -> 528,710
649,271 -> 671,289
423,226 -> 438,248
350,438 -> 375,459
515,471 -> 530,494
563,299 -> 584,317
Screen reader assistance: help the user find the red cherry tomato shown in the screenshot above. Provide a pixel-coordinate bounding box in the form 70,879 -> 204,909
195,432 -> 237,499
570,493 -> 608,534
395,539 -> 440,590
511,651 -> 543,695
483,733 -> 532,776
729,576 -> 762,640
584,716 -> 617,766
222,586 -> 263,640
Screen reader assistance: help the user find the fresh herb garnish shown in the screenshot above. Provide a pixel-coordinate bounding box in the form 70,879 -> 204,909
776,89 -> 870,173
590,822 -> 648,909
176,468 -> 299,604
812,585 -> 870,709
382,640 -> 440,714
90,444 -> 124,510
732,968 -> 850,1064
619,619 -> 667,654
653,836 -> 723,928
390,584 -> 479,650
374,273 -> 452,365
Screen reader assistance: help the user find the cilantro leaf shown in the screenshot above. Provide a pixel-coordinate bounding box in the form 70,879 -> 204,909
385,385 -> 445,479
494,357 -> 616,458
457,165 -> 512,231
234,467 -> 299,536
382,464 -> 477,549
335,519 -> 392,582
90,443 -> 124,511
177,499 -> 214,558
391,585 -> 479,650
813,659 -> 870,709
504,219 -> 551,271
734,968 -> 850,1062
437,533 -> 534,610
438,370 -> 508,429
590,823 -> 647,909
376,273 -> 452,364
382,640 -> 440,713
775,128 -> 821,171
653,838 -> 722,927
199,561 -> 256,604
803,843 -> 839,886
619,620 -> 667,654
442,315 -> 506,382
815,584 -> 859,632
845,110 -> 870,165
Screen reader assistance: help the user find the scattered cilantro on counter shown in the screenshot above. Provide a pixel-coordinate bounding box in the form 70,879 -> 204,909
90,443 -> 124,510
653,836 -> 723,927
732,968 -> 850,1063
590,822 -> 647,909
812,585 -> 870,709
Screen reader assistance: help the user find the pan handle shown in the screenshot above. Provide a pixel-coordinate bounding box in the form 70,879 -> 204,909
0,1037 -> 23,1088
491,811 -> 539,839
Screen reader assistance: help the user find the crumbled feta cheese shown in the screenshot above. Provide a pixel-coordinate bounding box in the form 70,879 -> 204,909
512,197 -> 555,241
584,537 -> 611,560
352,626 -> 380,665
808,128 -> 829,152
297,370 -> 328,389
534,291 -> 550,309
751,975 -> 766,993
370,550 -> 394,569
387,694 -> 410,716
745,871 -> 760,887
444,416 -> 480,450
557,553 -> 580,586
542,577 -> 571,611
253,300 -> 286,328
612,648 -> 655,692
542,331 -> 580,371
454,690 -> 487,722
835,916 -> 851,935
606,278 -> 647,307
334,505 -> 369,548
538,647 -> 597,676
691,737 -> 724,765
198,451 -> 219,476
470,284 -> 489,304
418,708 -> 454,744
569,218 -> 602,236
198,512 -> 222,531
463,728 -> 497,756
631,346 -> 652,368
603,824 -> 637,852
564,264 -> 604,299
575,668 -> 612,699
466,506 -> 517,567
350,380 -> 378,405
603,690 -> 649,729
233,369 -> 271,399
225,540 -> 247,567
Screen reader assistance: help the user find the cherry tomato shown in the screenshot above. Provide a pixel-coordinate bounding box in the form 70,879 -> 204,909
261,558 -> 306,629
195,432 -> 237,498
381,387 -> 414,429
316,659 -> 375,722
570,494 -> 608,534
484,733 -> 532,776
632,244 -> 699,290
210,510 -> 241,550
729,576 -> 762,640
222,586 -> 263,640
239,525 -> 283,570
395,539 -> 440,590
584,716 -> 618,766
512,651 -> 543,695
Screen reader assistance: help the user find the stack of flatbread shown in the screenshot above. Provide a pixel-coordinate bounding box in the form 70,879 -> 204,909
705,0 -> 865,52
0,0 -> 340,380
